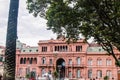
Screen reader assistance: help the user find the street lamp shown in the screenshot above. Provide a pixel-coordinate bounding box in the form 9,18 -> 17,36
71,62 -> 73,79
27,65 -> 31,78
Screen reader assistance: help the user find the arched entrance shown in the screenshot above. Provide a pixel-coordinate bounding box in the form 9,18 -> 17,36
56,58 -> 65,79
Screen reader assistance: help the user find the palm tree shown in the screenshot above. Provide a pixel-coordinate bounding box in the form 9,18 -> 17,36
4,0 -> 19,79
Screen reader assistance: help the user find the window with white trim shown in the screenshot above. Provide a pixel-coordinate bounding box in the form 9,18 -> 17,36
68,71 -> 72,78
49,59 -> 52,64
69,59 -> 72,65
88,69 -> 92,78
97,59 -> 102,66
41,68 -> 45,76
97,70 -> 102,78
106,59 -> 112,66
77,69 -> 81,78
42,57 -> 46,64
106,70 -> 112,78
77,57 -> 81,65
88,59 -> 92,66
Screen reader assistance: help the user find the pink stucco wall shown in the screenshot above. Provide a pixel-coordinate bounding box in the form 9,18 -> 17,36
16,38 -> 120,80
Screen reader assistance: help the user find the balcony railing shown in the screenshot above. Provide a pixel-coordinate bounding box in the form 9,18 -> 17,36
38,64 -> 85,68
39,64 -> 54,67
66,64 -> 85,68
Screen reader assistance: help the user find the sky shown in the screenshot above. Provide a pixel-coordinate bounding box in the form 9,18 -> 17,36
0,0 -> 57,46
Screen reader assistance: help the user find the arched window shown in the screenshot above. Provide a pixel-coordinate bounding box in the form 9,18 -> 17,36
20,58 -> 23,64
77,57 -> 81,65
24,58 -> 26,64
68,71 -> 72,78
42,57 -> 46,64
77,69 -> 81,78
88,69 -> 92,78
97,58 -> 102,66
49,59 -> 52,65
97,70 -> 102,78
29,58 -> 33,64
41,68 -> 45,76
34,58 -> 37,64
106,70 -> 112,78
88,58 -> 92,66
106,59 -> 112,66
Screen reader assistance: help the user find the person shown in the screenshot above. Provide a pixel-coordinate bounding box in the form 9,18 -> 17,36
37,75 -> 41,80
0,74 -> 2,80
29,77 -> 35,80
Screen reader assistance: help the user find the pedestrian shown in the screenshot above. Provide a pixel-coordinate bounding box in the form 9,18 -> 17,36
0,74 -> 2,80
29,77 -> 35,80
37,75 -> 41,80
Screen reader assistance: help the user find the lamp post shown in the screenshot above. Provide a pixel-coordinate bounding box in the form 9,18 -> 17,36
71,62 -> 72,79
27,65 -> 31,79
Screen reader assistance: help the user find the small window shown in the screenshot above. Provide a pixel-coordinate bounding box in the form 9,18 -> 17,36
77,69 -> 81,78
29,50 -> 32,52
88,69 -> 92,78
76,46 -> 82,52
77,57 -> 81,65
24,58 -> 26,64
49,59 -> 52,64
97,59 -> 102,66
20,58 -> 23,64
36,49 -> 38,52
23,50 -> 25,52
29,58 -> 33,64
68,71 -> 72,78
42,57 -> 46,64
42,46 -> 47,52
88,59 -> 92,66
41,68 -> 45,75
99,49 -> 101,52
106,59 -> 112,66
68,59 -> 72,65
97,70 -> 102,78
106,70 -> 112,78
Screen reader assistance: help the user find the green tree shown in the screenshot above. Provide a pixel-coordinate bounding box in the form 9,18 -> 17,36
104,76 -> 109,80
26,0 -> 120,66
4,0 -> 19,79
53,71 -> 58,80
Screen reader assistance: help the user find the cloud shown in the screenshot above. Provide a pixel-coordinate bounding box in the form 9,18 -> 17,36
0,0 -> 57,46
0,0 -> 10,46
17,0 -> 56,46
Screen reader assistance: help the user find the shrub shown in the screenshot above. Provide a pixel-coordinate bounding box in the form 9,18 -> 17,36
104,76 -> 109,80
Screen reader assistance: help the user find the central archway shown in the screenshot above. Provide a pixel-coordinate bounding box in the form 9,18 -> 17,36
56,58 -> 65,79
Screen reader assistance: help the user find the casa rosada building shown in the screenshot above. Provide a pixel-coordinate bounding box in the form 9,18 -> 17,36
16,38 -> 120,80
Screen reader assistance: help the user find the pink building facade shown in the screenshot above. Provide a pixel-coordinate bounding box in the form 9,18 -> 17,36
16,38 -> 120,80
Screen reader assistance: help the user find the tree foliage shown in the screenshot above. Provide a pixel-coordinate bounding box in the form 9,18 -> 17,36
26,0 -> 120,66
